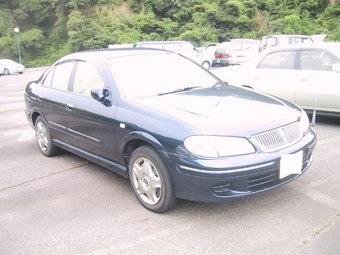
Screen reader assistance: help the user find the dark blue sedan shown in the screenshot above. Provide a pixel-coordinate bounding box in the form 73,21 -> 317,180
24,48 -> 317,213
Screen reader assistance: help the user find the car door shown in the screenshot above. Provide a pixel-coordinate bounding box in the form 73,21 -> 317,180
243,50 -> 298,103
36,61 -> 75,144
65,60 -> 119,161
295,50 -> 340,114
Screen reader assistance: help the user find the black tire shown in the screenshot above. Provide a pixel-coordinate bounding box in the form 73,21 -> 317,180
129,145 -> 177,213
35,116 -> 60,157
4,69 -> 9,75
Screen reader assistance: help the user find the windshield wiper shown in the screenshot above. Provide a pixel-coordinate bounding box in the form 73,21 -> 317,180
157,86 -> 202,96
212,81 -> 228,87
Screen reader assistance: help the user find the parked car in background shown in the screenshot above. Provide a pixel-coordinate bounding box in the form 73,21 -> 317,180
212,39 -> 259,67
200,43 -> 220,67
24,48 -> 317,213
108,43 -> 134,49
258,34 -> 326,52
211,42 -> 340,117
174,48 -> 212,69
0,59 -> 25,75
195,43 -> 219,53
133,41 -> 195,51
227,41 -> 260,65
0,62 -> 4,76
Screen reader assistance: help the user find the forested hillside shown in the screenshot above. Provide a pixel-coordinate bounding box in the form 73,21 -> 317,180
1,0 -> 340,67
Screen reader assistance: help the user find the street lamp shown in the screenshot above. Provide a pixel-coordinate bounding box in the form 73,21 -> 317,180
14,27 -> 22,64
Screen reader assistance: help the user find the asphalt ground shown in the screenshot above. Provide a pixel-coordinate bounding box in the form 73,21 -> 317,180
0,69 -> 339,255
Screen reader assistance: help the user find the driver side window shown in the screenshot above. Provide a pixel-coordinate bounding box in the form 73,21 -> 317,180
73,61 -> 105,97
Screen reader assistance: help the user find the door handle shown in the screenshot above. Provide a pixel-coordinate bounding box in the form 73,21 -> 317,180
66,103 -> 74,111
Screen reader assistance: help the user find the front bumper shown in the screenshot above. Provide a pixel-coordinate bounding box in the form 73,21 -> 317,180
170,128 -> 317,203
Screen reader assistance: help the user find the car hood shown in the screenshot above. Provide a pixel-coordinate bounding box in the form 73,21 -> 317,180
134,86 -> 301,137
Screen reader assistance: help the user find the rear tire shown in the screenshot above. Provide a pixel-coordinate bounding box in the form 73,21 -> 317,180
129,145 -> 177,213
4,69 -> 9,75
35,116 -> 60,157
201,61 -> 210,69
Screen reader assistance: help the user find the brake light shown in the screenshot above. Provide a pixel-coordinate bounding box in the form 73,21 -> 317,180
215,53 -> 232,58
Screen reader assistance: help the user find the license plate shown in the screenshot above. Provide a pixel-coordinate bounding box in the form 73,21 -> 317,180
279,150 -> 303,179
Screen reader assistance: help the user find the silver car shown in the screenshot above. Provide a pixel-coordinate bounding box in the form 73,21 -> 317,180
212,42 -> 340,117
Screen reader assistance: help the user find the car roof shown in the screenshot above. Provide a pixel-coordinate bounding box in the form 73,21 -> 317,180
264,42 -> 340,51
222,38 -> 258,43
57,48 -> 175,62
0,59 -> 16,62
134,40 -> 194,45
252,42 -> 340,62
261,34 -> 311,38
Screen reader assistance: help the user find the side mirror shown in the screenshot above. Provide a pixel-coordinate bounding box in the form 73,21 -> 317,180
332,63 -> 340,73
91,87 -> 111,106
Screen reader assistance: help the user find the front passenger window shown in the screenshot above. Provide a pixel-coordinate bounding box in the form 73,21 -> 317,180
257,51 -> 296,69
43,61 -> 74,91
300,50 -> 338,71
73,61 -> 105,97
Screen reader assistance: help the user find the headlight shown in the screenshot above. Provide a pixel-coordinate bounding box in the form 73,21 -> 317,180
184,136 -> 255,158
300,110 -> 310,133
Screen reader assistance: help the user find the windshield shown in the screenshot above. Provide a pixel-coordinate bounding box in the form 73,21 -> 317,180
106,52 -> 218,98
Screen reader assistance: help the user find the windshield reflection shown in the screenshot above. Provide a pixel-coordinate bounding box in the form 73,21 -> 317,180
107,52 -> 217,98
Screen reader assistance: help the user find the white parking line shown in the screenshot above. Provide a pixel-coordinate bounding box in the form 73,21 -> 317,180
5,83 -> 22,87
18,129 -> 35,141
4,129 -> 35,141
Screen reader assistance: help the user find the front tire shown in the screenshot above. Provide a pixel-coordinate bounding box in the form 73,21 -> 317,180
129,145 -> 177,213
4,68 -> 9,75
35,116 -> 60,157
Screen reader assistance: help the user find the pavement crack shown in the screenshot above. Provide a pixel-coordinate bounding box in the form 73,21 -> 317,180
292,210 -> 340,253
0,161 -> 92,192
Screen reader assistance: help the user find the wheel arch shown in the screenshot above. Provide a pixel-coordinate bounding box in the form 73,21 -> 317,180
201,60 -> 211,69
31,108 -> 46,127
121,131 -> 171,173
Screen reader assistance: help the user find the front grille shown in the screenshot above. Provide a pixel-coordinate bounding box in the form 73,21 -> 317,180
251,122 -> 302,152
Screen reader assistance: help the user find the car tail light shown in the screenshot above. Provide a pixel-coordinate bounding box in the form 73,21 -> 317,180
215,53 -> 231,58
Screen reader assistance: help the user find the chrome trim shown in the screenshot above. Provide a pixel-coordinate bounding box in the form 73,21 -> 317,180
49,121 -> 67,130
68,128 -> 101,142
179,162 -> 275,175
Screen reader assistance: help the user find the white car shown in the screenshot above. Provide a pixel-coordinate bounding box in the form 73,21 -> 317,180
174,49 -> 212,69
0,62 -> 4,76
211,42 -> 340,117
0,59 -> 25,75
